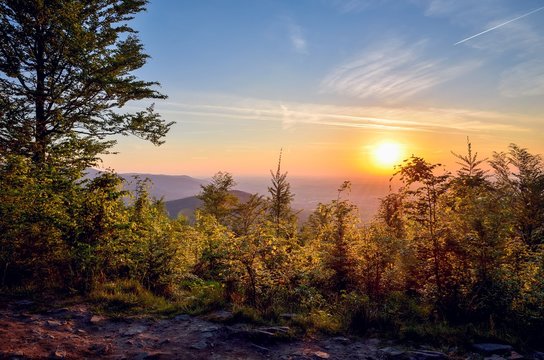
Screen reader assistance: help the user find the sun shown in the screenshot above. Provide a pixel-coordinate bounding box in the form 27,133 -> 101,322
372,142 -> 403,168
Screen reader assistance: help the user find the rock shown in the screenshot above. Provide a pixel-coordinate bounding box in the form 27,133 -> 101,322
203,310 -> 233,322
159,338 -> 171,345
313,351 -> 330,359
251,343 -> 270,353
190,340 -> 208,350
13,300 -> 34,308
128,351 -> 172,360
331,336 -> 350,344
89,315 -> 105,324
473,344 -> 514,356
122,325 -> 148,336
484,355 -> 507,360
380,346 -> 406,358
49,350 -> 66,359
364,338 -> 381,348
508,352 -> 524,360
532,352 -> 544,360
259,326 -> 290,335
173,314 -> 191,322
46,320 -> 63,327
200,325 -> 220,333
408,350 -> 448,359
47,308 -> 70,314
88,343 -> 111,355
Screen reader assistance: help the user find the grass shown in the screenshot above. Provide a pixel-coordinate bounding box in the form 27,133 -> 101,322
88,279 -> 183,317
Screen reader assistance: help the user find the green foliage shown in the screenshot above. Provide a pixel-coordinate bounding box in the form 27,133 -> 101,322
89,279 -> 180,316
267,149 -> 297,237
2,142 -> 544,349
197,172 -> 238,224
0,0 -> 172,168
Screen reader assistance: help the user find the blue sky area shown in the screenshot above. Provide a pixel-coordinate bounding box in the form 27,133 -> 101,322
103,0 -> 544,177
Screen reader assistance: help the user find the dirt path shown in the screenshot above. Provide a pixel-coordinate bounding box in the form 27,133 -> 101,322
0,300 -> 452,359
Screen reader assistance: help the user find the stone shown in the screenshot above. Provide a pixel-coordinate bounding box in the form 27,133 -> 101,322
46,320 -> 63,327
508,352 -> 524,360
88,343 -> 111,355
331,336 -> 350,344
89,315 -> 104,324
190,340 -> 208,350
173,314 -> 191,322
484,355 -> 507,360
380,346 -> 406,358
408,350 -> 448,359
251,343 -> 270,353
473,344 -> 514,356
200,325 -> 220,333
122,325 -> 148,336
13,300 -> 34,308
49,350 -> 66,359
203,310 -> 234,322
313,351 -> 330,359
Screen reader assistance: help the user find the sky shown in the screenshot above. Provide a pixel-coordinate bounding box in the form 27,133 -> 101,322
101,0 -> 544,178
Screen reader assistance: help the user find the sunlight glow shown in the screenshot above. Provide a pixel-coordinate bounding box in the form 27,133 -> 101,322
372,142 -> 403,168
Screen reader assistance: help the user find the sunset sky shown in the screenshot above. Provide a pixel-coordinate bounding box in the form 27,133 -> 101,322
101,0 -> 544,178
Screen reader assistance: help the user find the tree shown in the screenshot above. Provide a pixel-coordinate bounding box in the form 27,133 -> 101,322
197,172 -> 238,224
490,144 -> 544,247
0,0 -> 172,168
267,149 -> 296,237
393,156 -> 450,306
305,181 -> 360,292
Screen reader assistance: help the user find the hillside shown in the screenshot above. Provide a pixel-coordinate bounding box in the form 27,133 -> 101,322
85,169 -> 205,201
165,190 -> 253,220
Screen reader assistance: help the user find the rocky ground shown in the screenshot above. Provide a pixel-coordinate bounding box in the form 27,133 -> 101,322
0,300 -> 536,360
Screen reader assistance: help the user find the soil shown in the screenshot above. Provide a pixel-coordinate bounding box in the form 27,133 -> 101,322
0,299 -> 453,359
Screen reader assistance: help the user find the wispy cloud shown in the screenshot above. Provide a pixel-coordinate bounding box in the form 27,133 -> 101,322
417,0 -> 544,99
499,60 -> 544,98
320,39 -> 480,100
454,6 -> 544,45
328,0 -> 377,13
286,18 -> 308,54
157,93 -> 530,134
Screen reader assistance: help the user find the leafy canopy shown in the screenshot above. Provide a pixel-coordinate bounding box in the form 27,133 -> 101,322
0,0 -> 172,168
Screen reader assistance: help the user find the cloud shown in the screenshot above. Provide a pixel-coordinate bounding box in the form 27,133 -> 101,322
418,1 -> 543,52
454,6 -> 544,45
320,39 -> 480,100
157,93 -> 530,134
328,0 -> 376,13
499,60 -> 544,98
286,18 -> 308,54
417,1 -> 544,98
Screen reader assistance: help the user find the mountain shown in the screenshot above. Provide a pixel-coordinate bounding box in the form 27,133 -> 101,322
85,170 -> 392,222
84,169 -> 205,201
165,190 -> 253,220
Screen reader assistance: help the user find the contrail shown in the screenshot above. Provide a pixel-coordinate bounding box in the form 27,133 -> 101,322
455,5 -> 544,45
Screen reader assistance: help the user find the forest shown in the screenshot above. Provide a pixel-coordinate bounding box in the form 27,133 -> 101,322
1,0 -> 543,353
1,142 -> 544,349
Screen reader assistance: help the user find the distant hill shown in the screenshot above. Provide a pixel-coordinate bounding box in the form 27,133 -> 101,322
165,190 -> 253,220
84,170 -> 390,223
84,169 -> 205,201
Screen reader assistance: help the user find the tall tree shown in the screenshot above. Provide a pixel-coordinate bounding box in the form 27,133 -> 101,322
393,156 -> 450,306
0,0 -> 172,168
490,144 -> 544,247
197,171 -> 238,224
268,149 -> 296,237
